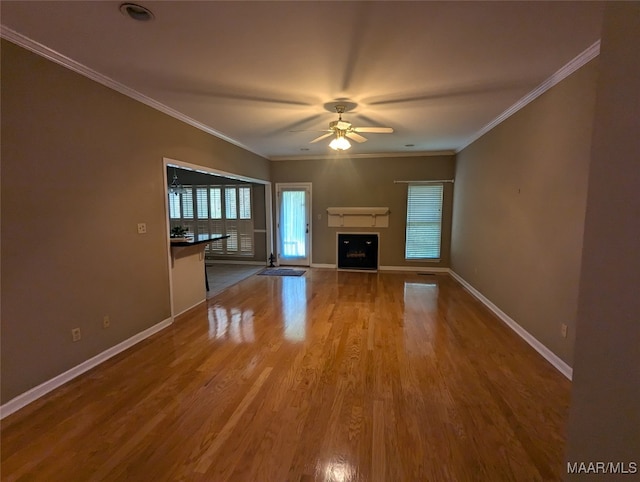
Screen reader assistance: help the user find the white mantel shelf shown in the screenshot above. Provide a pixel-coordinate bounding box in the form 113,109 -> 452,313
327,207 -> 390,228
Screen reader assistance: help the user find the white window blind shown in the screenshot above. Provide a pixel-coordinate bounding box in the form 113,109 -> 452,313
405,184 -> 443,260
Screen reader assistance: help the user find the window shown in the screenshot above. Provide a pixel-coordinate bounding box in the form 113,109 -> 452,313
405,183 -> 443,260
169,183 -> 254,256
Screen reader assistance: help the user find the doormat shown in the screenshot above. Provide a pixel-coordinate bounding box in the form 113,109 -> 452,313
258,268 -> 306,277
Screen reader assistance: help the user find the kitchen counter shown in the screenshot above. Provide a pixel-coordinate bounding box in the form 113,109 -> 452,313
170,234 -> 230,247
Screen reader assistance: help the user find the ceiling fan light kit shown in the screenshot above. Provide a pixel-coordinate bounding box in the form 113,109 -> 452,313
329,131 -> 351,151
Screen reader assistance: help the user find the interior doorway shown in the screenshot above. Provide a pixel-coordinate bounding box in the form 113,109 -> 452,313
163,157 -> 273,316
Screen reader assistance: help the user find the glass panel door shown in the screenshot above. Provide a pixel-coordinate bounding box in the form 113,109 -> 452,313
277,184 -> 311,266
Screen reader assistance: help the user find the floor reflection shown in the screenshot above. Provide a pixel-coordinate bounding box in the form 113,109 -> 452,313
281,277 -> 307,342
323,459 -> 356,482
403,281 -> 438,308
207,305 -> 255,343
403,281 -> 439,353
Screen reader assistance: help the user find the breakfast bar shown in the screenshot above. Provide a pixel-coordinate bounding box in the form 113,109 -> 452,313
170,234 -> 229,316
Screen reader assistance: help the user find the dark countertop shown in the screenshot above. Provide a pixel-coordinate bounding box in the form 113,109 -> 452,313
170,234 -> 230,247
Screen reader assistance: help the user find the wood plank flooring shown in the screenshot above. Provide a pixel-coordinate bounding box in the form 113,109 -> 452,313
0,270 -> 571,481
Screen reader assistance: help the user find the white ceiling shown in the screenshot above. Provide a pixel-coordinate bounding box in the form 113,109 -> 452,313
1,1 -> 605,160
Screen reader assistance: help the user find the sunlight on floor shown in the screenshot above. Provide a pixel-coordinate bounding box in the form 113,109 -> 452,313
281,277 -> 307,342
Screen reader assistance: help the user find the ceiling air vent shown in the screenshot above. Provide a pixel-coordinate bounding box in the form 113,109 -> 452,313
119,3 -> 154,22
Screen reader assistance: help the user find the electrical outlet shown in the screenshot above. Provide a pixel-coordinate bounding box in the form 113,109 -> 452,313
561,323 -> 568,338
137,223 -> 147,234
103,315 -> 110,329
71,328 -> 81,342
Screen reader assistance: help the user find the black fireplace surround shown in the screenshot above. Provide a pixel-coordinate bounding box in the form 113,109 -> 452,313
338,233 -> 379,270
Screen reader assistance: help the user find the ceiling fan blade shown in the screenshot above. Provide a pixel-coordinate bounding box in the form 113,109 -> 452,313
353,126 -> 394,133
346,132 -> 368,143
289,129 -> 330,133
310,132 -> 334,143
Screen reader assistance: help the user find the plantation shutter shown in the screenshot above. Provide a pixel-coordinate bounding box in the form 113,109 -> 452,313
224,187 -> 238,252
210,188 -> 222,219
405,184 -> 443,259
237,186 -> 253,254
239,187 -> 251,219
196,187 -> 209,219
180,185 -> 195,234
168,182 -> 253,256
181,188 -> 194,219
208,187 -> 224,254
168,193 -> 181,219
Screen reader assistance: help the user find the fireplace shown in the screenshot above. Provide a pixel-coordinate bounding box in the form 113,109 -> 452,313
337,233 -> 379,270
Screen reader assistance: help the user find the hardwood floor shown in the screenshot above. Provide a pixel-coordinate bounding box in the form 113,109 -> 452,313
0,270 -> 571,481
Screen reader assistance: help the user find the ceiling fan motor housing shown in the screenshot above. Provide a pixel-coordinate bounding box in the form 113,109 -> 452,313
330,120 -> 352,131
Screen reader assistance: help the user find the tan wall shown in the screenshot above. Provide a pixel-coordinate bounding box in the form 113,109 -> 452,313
451,59 -> 599,365
566,4 -> 640,470
0,40 -> 270,403
270,155 -> 455,268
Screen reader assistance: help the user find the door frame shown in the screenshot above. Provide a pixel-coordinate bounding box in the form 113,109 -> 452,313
275,182 -> 312,267
163,157 -> 273,318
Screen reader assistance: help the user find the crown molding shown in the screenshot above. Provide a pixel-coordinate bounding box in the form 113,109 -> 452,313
0,26 -> 268,160
2,25 -> 600,161
458,40 -> 601,152
270,150 -> 456,161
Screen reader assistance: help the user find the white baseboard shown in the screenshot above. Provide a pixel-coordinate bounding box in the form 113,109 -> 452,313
0,317 -> 173,420
205,260 -> 265,266
309,264 -> 449,272
449,270 -> 573,380
379,265 -> 450,273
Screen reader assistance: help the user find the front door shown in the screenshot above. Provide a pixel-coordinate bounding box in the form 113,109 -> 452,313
276,183 -> 311,266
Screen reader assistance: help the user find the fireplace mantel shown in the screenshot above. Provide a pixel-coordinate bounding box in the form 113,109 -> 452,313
326,207 -> 389,227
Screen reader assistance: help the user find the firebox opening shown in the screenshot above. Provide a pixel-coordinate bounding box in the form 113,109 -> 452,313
338,233 -> 379,270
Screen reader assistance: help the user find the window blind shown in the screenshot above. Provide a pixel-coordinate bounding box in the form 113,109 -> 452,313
405,183 -> 443,259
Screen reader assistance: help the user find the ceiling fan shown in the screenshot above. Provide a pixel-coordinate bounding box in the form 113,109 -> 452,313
307,105 -> 394,150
